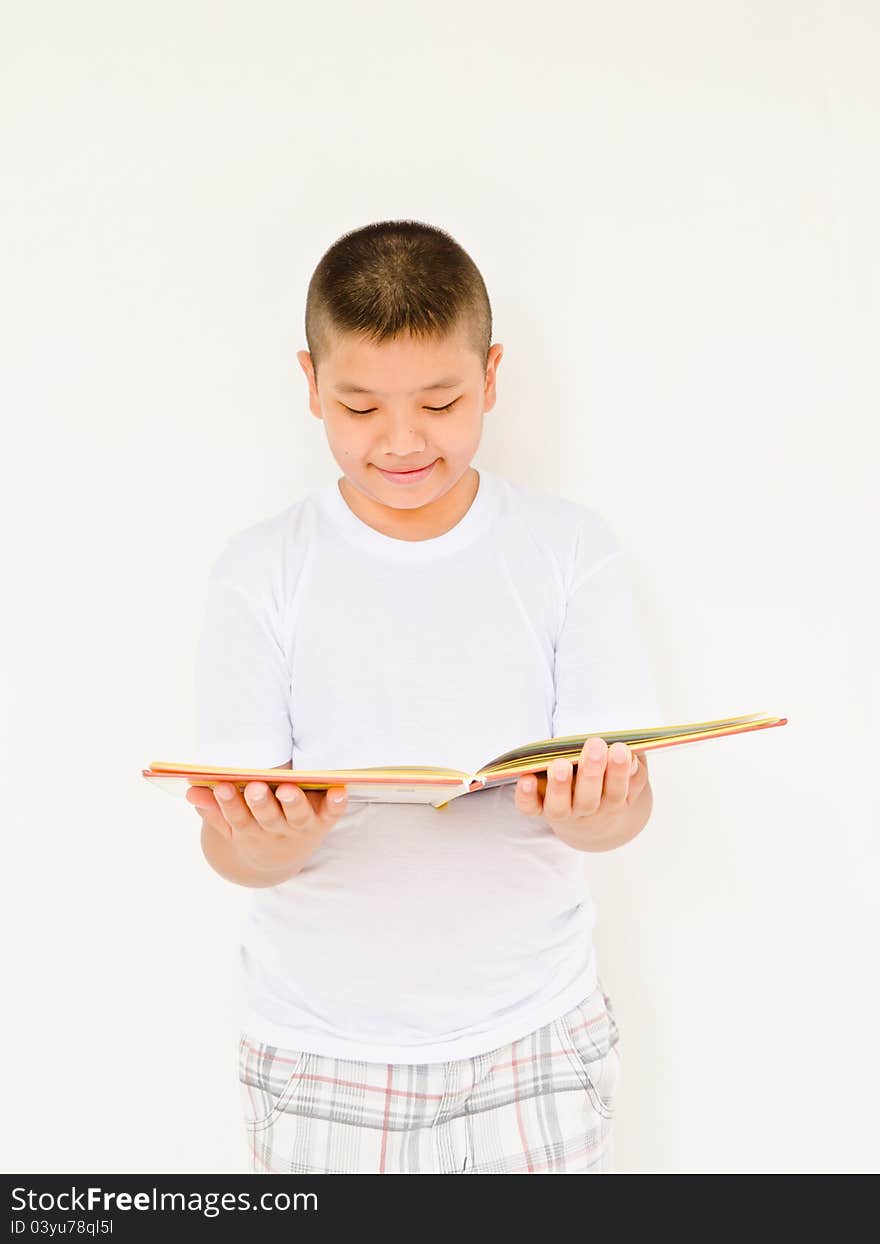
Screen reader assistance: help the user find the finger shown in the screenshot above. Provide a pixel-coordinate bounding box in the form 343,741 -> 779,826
626,751 -> 648,806
190,783 -> 233,839
542,758 -> 574,821
317,786 -> 349,827
571,737 -> 608,816
601,741 -> 633,811
186,784 -> 219,813
192,800 -> 233,841
275,782 -> 350,835
186,786 -> 224,831
514,772 -> 543,816
213,782 -> 257,841
275,782 -> 329,832
243,781 -> 300,839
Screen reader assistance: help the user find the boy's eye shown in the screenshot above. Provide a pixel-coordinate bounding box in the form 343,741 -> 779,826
342,398 -> 460,417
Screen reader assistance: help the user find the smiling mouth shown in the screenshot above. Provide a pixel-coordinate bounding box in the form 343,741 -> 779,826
376,461 -> 437,474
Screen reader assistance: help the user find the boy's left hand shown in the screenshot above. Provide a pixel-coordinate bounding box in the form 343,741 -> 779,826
514,737 -> 649,849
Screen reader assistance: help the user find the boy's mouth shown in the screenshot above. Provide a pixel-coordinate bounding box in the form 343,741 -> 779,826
375,460 -> 438,484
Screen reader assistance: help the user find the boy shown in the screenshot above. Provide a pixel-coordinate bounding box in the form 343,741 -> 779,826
186,220 -> 662,1175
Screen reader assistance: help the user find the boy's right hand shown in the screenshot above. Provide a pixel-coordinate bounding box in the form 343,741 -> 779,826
186,779 -> 348,878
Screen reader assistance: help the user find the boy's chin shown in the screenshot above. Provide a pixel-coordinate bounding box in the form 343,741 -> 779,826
344,461 -> 460,507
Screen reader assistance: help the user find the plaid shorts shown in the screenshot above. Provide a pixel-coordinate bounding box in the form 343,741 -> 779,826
238,980 -> 621,1174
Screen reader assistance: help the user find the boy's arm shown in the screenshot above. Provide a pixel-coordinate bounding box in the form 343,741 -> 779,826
200,761 -> 302,888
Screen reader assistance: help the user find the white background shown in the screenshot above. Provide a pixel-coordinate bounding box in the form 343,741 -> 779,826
2,1 -> 877,1174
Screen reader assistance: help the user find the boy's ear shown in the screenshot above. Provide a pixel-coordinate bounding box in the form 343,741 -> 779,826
482,342 -> 504,411
296,350 -> 314,384
296,350 -> 323,420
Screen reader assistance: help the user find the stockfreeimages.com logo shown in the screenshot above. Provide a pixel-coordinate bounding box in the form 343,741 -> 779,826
10,1186 -> 318,1218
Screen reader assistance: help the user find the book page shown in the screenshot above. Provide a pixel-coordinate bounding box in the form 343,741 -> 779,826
474,713 -> 783,777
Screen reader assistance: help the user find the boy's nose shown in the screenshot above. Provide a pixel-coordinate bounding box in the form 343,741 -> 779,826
381,427 -> 426,453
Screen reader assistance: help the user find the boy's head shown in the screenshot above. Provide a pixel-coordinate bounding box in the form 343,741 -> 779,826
297,220 -> 503,516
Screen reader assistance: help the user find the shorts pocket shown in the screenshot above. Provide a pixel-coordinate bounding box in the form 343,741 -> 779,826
238,1032 -> 311,1131
555,985 -> 621,1120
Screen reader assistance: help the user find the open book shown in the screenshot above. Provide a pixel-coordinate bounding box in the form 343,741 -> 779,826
143,711 -> 787,810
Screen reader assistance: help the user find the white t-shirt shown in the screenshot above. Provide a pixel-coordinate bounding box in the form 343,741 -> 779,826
194,467 -> 663,1063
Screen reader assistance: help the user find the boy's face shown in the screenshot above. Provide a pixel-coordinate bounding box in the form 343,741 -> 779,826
297,325 -> 503,515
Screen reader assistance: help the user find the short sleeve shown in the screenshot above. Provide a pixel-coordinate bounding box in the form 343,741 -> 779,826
192,565 -> 293,769
552,516 -> 664,739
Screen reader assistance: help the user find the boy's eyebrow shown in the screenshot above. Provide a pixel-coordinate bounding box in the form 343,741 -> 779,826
332,376 -> 463,395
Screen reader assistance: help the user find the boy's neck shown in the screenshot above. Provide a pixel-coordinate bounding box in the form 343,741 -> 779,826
337,466 -> 480,542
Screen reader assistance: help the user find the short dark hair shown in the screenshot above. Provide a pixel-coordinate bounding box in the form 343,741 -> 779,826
305,220 -> 492,383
